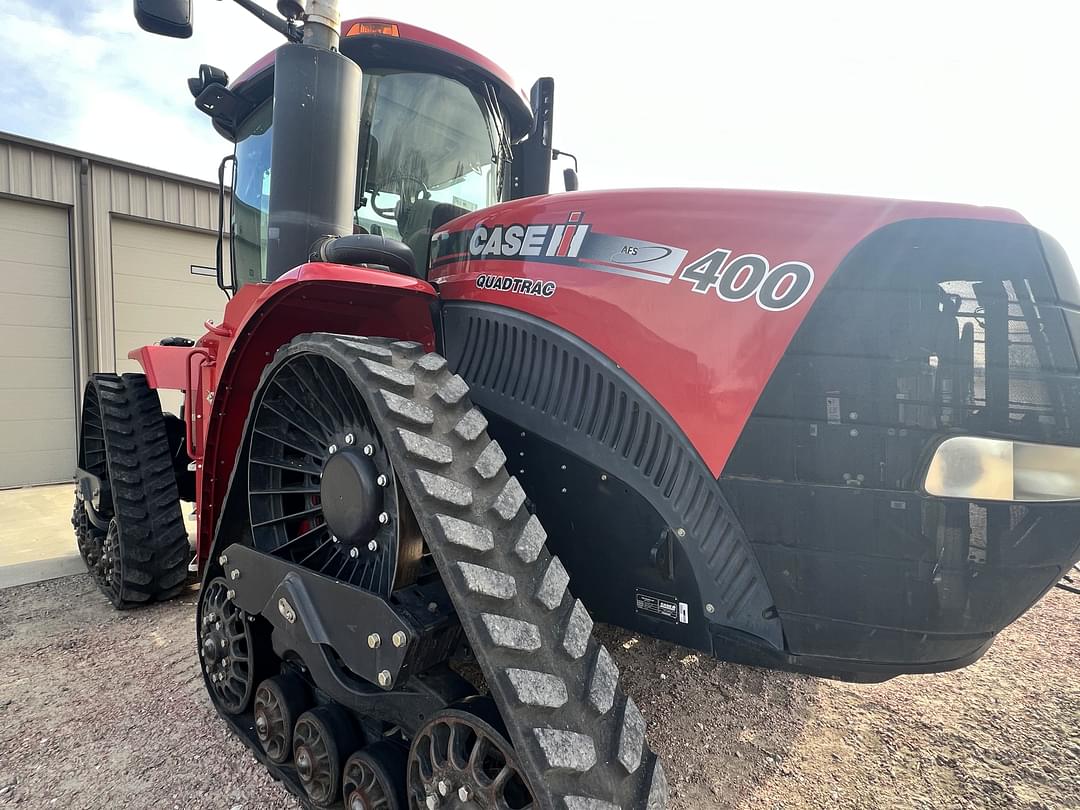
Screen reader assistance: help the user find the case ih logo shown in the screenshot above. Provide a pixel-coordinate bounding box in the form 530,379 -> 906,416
468,212 -> 590,259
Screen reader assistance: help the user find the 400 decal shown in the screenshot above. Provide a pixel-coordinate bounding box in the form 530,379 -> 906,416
677,249 -> 814,311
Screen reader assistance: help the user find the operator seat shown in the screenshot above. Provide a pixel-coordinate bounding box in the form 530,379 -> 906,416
396,199 -> 471,278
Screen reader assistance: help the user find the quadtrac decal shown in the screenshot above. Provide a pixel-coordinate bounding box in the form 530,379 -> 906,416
430,211 -> 814,311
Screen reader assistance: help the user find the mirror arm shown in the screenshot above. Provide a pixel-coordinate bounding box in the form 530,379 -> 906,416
552,148 -> 579,172
228,0 -> 303,42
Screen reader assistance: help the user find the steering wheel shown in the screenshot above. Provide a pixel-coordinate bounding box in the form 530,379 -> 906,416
370,175 -> 431,220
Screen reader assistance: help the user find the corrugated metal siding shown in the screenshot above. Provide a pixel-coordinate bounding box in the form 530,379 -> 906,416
0,131 -> 229,380
0,139 -> 78,205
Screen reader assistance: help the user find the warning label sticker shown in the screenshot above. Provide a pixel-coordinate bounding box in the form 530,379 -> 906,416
635,589 -> 688,624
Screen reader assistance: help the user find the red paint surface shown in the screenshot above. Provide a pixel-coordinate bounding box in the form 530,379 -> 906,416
129,189 -> 1030,570
131,264 -> 437,564
429,188 -> 1027,476
126,345 -> 199,390
232,17 -> 528,108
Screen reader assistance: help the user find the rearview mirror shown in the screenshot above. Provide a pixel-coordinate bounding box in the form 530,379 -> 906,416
134,0 -> 193,38
563,168 -> 579,192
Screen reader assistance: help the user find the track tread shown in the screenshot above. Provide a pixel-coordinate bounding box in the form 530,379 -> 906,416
74,373 -> 190,608
271,334 -> 665,810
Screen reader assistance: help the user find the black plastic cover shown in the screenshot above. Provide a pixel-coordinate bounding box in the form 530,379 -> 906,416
721,218 -> 1080,669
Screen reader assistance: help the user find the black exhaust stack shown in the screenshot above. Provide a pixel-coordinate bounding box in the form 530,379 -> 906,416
266,42 -> 361,280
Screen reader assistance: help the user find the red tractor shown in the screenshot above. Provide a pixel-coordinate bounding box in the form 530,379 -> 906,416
72,2 -> 1080,808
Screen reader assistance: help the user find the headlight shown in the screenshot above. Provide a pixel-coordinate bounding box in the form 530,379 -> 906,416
924,436 -> 1080,502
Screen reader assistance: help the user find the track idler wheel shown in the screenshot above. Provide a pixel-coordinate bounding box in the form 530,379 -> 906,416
408,701 -> 531,810
343,741 -> 407,810
254,674 -> 311,764
293,706 -> 359,808
199,577 -> 256,715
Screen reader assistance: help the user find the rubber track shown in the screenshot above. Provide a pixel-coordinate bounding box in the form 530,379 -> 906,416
89,373 -> 191,608
279,334 -> 668,810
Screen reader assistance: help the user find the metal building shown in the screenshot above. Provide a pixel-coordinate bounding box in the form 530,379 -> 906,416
0,131 -> 230,488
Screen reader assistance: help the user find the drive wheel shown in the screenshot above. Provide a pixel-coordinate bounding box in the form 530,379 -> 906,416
343,741 -> 407,810
198,576 -> 256,715
408,701 -> 531,810
293,706 -> 358,808
74,373 -> 190,608
254,674 -> 311,764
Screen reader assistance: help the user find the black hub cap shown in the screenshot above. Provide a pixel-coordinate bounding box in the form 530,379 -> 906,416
247,349 -> 417,595
408,707 -> 533,810
321,448 -> 383,545
198,577 -> 255,715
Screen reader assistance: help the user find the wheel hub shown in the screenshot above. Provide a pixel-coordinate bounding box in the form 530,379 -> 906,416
408,707 -> 532,810
320,448 -> 382,546
296,746 -> 314,782
198,577 -> 255,715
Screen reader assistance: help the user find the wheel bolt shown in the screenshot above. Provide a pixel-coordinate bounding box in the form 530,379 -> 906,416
345,433 -> 355,445
377,670 -> 392,688
331,535 -> 339,543
218,554 -> 228,566
363,444 -> 374,456
425,796 -> 438,810
329,444 -> 338,454
458,786 -> 471,802
220,638 -> 227,649
378,512 -> 389,525
368,633 -> 381,649
229,568 -> 240,581
392,631 -> 407,648
437,780 -> 450,797
368,540 -> 379,552
376,474 -> 388,487
226,589 -> 236,601
350,547 -> 359,559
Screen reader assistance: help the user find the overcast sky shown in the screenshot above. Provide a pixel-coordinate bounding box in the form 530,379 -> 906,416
2,1 -> 1078,262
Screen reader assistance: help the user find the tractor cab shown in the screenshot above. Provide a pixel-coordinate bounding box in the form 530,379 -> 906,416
210,20 -> 548,287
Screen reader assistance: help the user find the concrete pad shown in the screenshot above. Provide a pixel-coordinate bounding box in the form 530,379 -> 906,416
0,483 -> 197,588
0,553 -> 85,589
0,483 -> 76,566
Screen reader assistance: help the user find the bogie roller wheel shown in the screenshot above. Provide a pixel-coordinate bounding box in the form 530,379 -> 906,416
73,373 -> 190,608
408,701 -> 531,810
247,335 -> 667,810
293,706 -> 359,807
198,577 -> 256,715
343,741 -> 407,810
71,500 -> 105,576
254,674 -> 311,764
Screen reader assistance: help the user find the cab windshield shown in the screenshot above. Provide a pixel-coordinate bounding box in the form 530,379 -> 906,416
231,69 -> 505,286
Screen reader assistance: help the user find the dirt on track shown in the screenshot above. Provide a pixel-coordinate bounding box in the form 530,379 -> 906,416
0,575 -> 1076,809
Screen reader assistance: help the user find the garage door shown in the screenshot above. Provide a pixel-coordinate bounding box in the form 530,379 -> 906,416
111,218 -> 229,414
0,198 -> 75,488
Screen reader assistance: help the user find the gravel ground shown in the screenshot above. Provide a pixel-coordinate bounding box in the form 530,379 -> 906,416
0,575 -> 1076,809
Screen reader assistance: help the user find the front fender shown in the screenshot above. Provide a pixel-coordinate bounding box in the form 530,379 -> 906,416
195,263 -> 438,566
